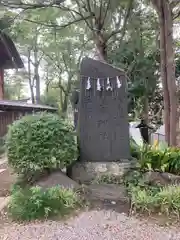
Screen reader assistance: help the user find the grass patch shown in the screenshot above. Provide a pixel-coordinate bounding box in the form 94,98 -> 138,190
124,171 -> 180,218
130,185 -> 180,218
8,185 -> 82,221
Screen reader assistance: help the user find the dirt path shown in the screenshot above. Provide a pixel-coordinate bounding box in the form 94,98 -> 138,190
0,158 -> 16,197
0,210 -> 179,240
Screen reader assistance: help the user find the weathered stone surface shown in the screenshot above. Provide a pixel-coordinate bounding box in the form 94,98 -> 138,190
143,171 -> 167,186
161,172 -> 180,184
79,57 -> 130,162
143,171 -> 180,186
69,161 -> 136,184
86,184 -> 129,203
35,171 -> 80,190
0,197 -> 10,212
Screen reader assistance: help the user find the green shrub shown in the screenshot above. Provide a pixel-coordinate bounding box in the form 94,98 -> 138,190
137,145 -> 180,174
8,186 -> 81,221
130,184 -> 180,217
6,112 -> 78,182
157,185 -> 180,216
131,186 -> 159,214
124,170 -> 144,188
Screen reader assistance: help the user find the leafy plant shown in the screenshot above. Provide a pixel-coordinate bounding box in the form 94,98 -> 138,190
137,145 -> 180,175
8,186 -> 81,221
125,170 -> 180,217
131,186 -> 159,214
124,170 -> 144,188
130,184 -> 180,218
157,185 -> 180,217
6,112 -> 78,182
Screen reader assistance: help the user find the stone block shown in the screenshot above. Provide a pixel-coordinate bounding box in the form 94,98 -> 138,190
35,171 -> 80,190
87,184 -> 129,202
69,161 -> 136,184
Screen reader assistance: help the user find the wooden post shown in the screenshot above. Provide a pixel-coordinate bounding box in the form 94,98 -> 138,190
0,69 -> 4,100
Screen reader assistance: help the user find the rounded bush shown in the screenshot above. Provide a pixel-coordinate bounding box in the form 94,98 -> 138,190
6,112 -> 78,180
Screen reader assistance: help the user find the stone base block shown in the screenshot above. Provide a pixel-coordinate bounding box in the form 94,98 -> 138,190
68,161 -> 136,184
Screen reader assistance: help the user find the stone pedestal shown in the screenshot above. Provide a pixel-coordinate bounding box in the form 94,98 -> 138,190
69,160 -> 136,184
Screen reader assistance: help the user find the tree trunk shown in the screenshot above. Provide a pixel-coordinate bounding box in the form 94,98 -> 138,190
61,94 -> 68,114
151,0 -> 177,146
34,47 -> 40,104
61,76 -> 73,114
33,28 -> 41,104
143,93 -> 149,124
94,33 -> 108,62
0,69 -> 4,100
163,1 -> 177,146
27,49 -> 35,104
159,2 -> 171,144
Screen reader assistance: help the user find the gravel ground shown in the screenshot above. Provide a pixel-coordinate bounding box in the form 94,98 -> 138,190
0,210 -> 180,240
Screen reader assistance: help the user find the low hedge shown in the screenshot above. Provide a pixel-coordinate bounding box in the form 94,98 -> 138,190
8,186 -> 81,221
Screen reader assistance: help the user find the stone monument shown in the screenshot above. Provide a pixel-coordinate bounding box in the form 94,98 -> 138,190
70,57 -> 134,183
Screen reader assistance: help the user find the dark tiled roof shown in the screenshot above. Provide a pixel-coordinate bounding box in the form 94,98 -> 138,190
0,100 -> 57,112
0,32 -> 24,69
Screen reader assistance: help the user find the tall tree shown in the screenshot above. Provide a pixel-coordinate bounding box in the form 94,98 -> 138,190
150,0 -> 179,146
2,0 -> 134,62
109,5 -> 160,125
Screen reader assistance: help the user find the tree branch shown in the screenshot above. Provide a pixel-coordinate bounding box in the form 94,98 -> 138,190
74,0 -> 94,30
99,0 -> 103,21
41,49 -> 63,73
173,10 -> 180,20
37,53 -> 44,65
105,0 -> 134,43
22,15 -> 92,28
170,0 -> 180,9
2,2 -> 53,10
2,1 -> 65,10
101,0 -> 111,29
62,53 -> 69,72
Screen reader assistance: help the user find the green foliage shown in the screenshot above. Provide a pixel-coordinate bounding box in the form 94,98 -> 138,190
126,143 -> 180,216
137,145 -> 180,175
130,186 -> 159,214
4,72 -> 27,100
8,186 -> 81,221
124,170 -> 144,189
41,92 -> 59,108
124,170 -> 180,217
108,5 -> 162,123
6,112 -> 78,182
157,185 -> 180,216
131,185 -> 180,217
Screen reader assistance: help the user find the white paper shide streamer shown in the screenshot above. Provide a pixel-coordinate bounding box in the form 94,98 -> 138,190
116,76 -> 121,88
85,76 -> 122,91
86,77 -> 91,90
97,78 -> 101,91
106,77 -> 112,91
